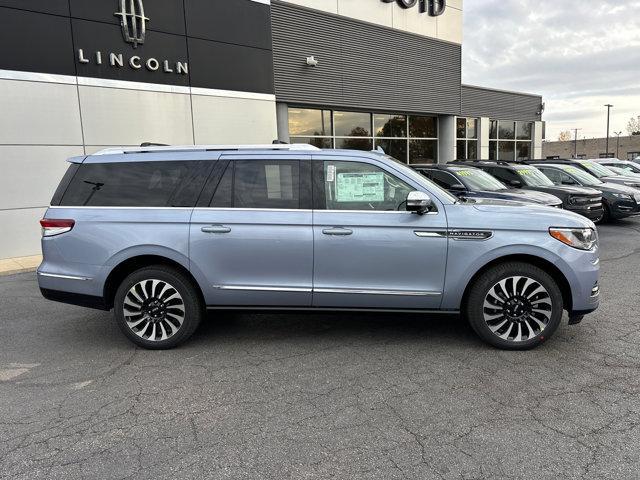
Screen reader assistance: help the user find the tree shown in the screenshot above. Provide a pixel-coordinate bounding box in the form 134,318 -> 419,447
558,130 -> 572,142
627,116 -> 640,136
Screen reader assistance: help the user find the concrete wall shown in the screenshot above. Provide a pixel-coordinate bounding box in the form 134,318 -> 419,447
542,136 -> 640,160
280,0 -> 463,44
0,71 -> 276,260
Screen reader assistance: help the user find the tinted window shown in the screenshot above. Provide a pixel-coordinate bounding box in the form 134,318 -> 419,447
50,163 -> 80,206
429,170 -> 462,189
488,167 -> 519,185
233,160 -> 300,209
322,161 -> 413,211
209,162 -> 233,208
450,168 -> 506,192
60,161 -> 206,207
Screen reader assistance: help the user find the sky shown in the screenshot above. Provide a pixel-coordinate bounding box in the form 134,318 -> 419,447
462,0 -> 640,141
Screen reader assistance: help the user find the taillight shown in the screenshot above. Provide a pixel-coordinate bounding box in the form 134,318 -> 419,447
40,219 -> 75,237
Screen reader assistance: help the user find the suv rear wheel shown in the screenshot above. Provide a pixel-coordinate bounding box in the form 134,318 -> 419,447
465,262 -> 563,350
114,266 -> 203,349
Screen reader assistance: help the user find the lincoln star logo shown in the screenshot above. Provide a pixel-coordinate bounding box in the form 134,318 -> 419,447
114,0 -> 149,48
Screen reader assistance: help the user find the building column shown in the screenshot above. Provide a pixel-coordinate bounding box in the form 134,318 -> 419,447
438,115 -> 455,164
275,102 -> 290,143
478,117 -> 490,160
533,121 -> 543,159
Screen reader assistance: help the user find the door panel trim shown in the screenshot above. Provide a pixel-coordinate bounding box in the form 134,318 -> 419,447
213,285 -> 312,293
314,288 -> 441,296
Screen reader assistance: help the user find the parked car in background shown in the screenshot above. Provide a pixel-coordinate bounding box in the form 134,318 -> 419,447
594,159 -> 640,176
412,164 -> 563,207
451,160 -> 603,222
532,163 -> 640,222
530,159 -> 640,189
38,144 -> 600,350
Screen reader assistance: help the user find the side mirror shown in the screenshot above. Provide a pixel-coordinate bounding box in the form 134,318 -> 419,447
406,191 -> 433,215
509,180 -> 522,188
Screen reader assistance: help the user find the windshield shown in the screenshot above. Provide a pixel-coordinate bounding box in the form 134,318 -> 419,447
578,160 -> 617,178
449,167 -> 507,191
560,166 -> 603,186
382,155 -> 459,203
513,166 -> 555,187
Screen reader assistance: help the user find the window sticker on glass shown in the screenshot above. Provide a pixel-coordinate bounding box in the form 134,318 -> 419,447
335,172 -> 385,202
456,170 -> 473,177
326,165 -> 336,182
564,167 -> 581,174
516,169 -> 532,176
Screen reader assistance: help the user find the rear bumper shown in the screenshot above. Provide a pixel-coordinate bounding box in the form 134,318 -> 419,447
40,288 -> 108,311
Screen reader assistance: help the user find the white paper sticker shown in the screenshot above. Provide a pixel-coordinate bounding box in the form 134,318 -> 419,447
326,165 -> 336,182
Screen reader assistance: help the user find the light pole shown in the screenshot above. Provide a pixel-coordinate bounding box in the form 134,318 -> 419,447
604,104 -> 613,157
573,128 -> 582,158
614,131 -> 622,159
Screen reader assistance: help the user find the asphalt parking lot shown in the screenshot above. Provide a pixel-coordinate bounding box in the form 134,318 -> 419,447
1,220 -> 639,480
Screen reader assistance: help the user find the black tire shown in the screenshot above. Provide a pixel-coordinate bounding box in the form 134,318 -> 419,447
113,266 -> 204,349
465,262 -> 564,350
599,202 -> 611,224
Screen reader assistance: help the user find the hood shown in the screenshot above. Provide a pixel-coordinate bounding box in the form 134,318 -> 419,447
471,203 -> 595,230
527,185 -> 599,196
598,182 -> 640,195
602,176 -> 640,188
466,189 -> 561,205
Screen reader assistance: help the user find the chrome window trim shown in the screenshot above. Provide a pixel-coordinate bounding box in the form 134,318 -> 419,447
37,272 -> 92,281
49,206 -> 193,210
414,231 -> 447,237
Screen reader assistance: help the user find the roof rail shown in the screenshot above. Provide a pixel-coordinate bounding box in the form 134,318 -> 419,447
92,143 -> 321,156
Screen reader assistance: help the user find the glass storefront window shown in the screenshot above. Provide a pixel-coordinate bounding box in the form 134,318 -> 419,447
516,122 -> 533,140
517,142 -> 531,160
288,108 -> 332,136
409,140 -> 437,164
334,111 -> 371,137
489,140 -> 497,160
499,121 -> 515,140
456,118 -> 466,139
335,137 -> 373,151
489,120 -> 498,139
374,114 -> 407,138
409,116 -> 437,139
289,137 -> 333,148
498,141 -> 515,161
375,139 -> 407,163
456,117 -> 478,160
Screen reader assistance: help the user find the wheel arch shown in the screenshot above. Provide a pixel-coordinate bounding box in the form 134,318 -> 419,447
103,255 -> 204,310
460,254 -> 573,315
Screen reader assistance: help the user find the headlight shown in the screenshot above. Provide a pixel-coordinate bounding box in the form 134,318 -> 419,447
549,228 -> 598,251
568,196 -> 587,205
612,193 -> 633,200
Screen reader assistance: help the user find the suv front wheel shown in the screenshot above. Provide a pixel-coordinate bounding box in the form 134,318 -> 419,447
465,262 -> 564,350
114,266 -> 204,349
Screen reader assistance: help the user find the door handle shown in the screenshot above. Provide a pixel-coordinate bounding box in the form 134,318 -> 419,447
201,225 -> 231,234
322,227 -> 353,236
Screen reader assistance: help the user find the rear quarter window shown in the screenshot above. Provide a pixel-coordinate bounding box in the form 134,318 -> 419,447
59,161 -> 209,207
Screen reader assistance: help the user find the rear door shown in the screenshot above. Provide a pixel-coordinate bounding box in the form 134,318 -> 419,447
311,156 -> 448,310
190,154 -> 313,306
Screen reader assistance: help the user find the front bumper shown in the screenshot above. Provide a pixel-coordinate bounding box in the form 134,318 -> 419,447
565,204 -> 604,220
610,199 -> 640,219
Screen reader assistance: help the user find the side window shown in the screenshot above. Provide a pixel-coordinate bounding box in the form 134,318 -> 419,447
429,170 -> 461,189
540,168 -> 562,184
559,172 -> 577,185
60,161 -> 207,207
488,167 -> 517,184
233,160 -> 300,209
322,161 -> 414,211
209,162 -> 233,208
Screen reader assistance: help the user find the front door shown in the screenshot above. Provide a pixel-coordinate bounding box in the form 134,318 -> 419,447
190,155 -> 313,306
312,158 -> 448,309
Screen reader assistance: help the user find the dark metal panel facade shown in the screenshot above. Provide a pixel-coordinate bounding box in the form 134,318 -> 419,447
271,0 -> 461,115
461,85 -> 542,121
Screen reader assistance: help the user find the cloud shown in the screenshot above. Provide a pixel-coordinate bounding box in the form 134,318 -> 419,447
462,0 -> 640,140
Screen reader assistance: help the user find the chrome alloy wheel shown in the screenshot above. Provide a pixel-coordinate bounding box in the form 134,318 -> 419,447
482,276 -> 552,343
123,279 -> 185,342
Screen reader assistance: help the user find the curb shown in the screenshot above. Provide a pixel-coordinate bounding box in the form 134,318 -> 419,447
0,255 -> 42,277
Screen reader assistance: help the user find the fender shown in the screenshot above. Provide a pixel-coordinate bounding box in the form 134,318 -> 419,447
441,243 -> 578,310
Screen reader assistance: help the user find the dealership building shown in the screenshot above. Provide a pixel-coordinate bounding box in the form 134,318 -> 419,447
0,0 -> 544,260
